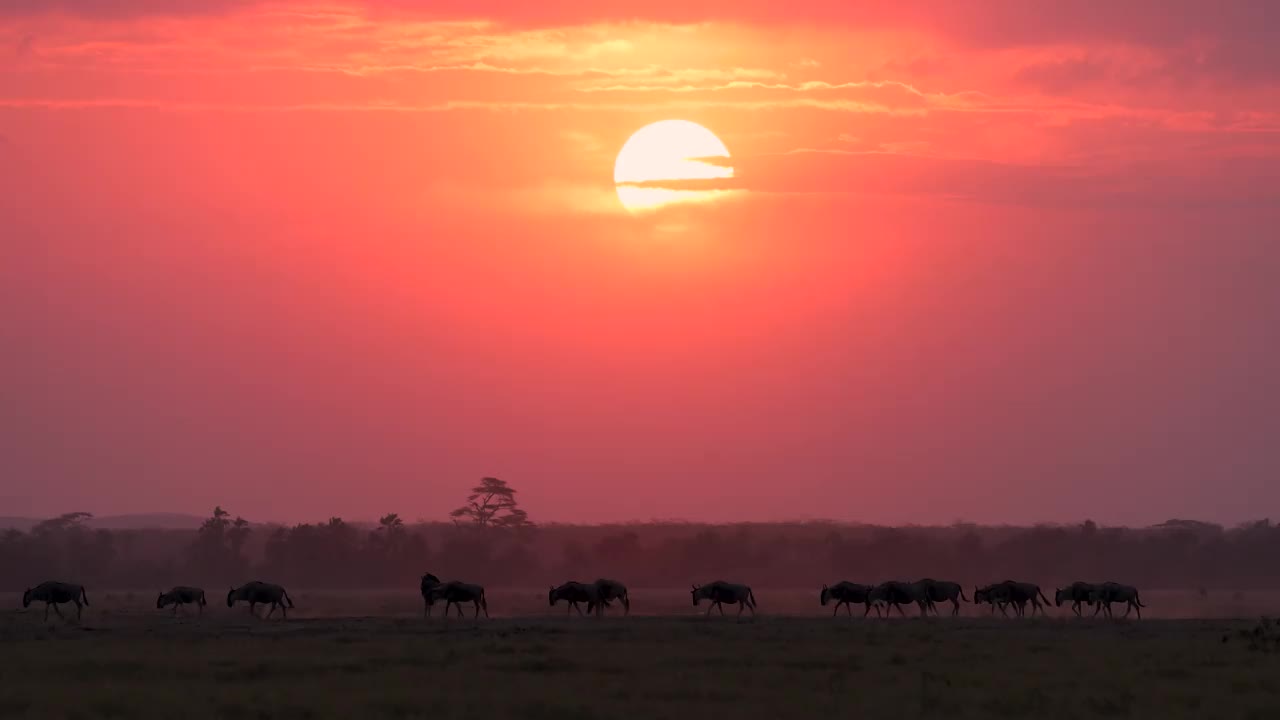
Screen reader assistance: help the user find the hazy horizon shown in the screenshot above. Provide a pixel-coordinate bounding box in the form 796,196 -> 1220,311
3,1 -> 1278,528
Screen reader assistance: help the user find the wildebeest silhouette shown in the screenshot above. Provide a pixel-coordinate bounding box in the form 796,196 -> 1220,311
23,581 -> 89,622
691,581 -> 756,619
592,578 -> 630,616
820,581 -> 880,617
549,581 -> 606,616
1090,582 -> 1146,619
226,581 -> 294,619
157,586 -> 207,616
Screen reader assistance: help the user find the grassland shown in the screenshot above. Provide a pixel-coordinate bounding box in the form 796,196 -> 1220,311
2,589 -> 1279,719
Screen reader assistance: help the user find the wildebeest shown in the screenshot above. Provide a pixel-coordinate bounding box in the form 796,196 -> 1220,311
974,583 -> 1013,616
1090,582 -> 1146,619
421,573 -> 446,618
592,578 -> 630,616
976,580 -> 1050,617
157,586 -> 207,616
22,581 -> 89,622
549,581 -> 606,616
226,581 -> 294,619
1055,582 -> 1101,617
915,579 -> 969,617
820,581 -> 879,617
869,581 -> 927,616
432,581 -> 489,619
691,581 -> 757,619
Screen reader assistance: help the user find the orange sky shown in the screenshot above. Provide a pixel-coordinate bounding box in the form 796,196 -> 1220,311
2,1 -> 1278,525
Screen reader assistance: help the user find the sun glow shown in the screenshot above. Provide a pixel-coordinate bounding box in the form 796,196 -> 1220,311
614,120 -> 734,212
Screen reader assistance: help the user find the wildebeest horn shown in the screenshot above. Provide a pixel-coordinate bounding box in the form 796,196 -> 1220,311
691,584 -> 697,590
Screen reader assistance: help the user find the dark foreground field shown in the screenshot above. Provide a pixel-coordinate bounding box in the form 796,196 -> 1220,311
3,591 -> 1279,719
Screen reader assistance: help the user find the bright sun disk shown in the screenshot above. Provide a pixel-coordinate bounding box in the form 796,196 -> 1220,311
614,120 -> 734,212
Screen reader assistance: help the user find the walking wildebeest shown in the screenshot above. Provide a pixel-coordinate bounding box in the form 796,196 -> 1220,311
22,581 -> 89,622
157,586 -> 207,616
1090,582 -> 1146,619
691,581 -> 756,619
976,580 -> 1050,617
421,573 -> 446,618
820,581 -> 880,617
1055,582 -> 1101,617
974,583 -> 1013,616
915,579 -> 969,617
869,581 -> 927,617
549,581 -> 607,616
592,578 -> 630,616
433,581 -> 489,619
226,581 -> 294,619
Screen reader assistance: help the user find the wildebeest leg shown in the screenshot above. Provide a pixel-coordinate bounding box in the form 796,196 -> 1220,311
892,603 -> 905,617
265,603 -> 276,618
454,602 -> 465,618
1072,601 -> 1081,618
1133,601 -> 1141,620
845,602 -> 853,617
951,600 -> 960,617
704,603 -> 714,617
44,603 -> 52,621
717,602 -> 725,616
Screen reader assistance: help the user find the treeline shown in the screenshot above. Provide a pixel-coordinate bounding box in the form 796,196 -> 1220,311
4,512 -> 1280,592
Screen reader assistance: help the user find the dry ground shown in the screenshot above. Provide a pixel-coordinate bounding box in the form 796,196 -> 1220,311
2,589 -> 1279,719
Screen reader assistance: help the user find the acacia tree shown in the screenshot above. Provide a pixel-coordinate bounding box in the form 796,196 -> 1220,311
450,477 -> 532,529
188,506 -> 250,579
32,512 -> 94,536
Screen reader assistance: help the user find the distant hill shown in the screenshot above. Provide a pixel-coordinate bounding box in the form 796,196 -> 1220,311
0,513 -> 207,531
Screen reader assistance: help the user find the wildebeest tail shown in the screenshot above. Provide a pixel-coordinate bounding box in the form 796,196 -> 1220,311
479,588 -> 488,610
81,587 -> 90,606
1038,589 -> 1051,606
748,587 -> 757,608
1135,590 -> 1145,607
960,588 -> 970,602
284,590 -> 295,608
199,590 -> 207,606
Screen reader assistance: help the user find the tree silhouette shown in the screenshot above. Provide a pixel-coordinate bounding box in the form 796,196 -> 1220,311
450,477 -> 532,529
32,512 -> 93,536
188,506 -> 250,579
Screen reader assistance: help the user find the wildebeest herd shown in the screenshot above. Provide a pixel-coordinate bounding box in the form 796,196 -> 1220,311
821,579 -> 1146,619
17,576 -> 1146,622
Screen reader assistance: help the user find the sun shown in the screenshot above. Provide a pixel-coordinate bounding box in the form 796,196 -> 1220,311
614,120 -> 734,213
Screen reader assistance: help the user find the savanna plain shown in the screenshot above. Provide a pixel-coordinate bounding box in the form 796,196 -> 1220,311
3,590 -> 1280,719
